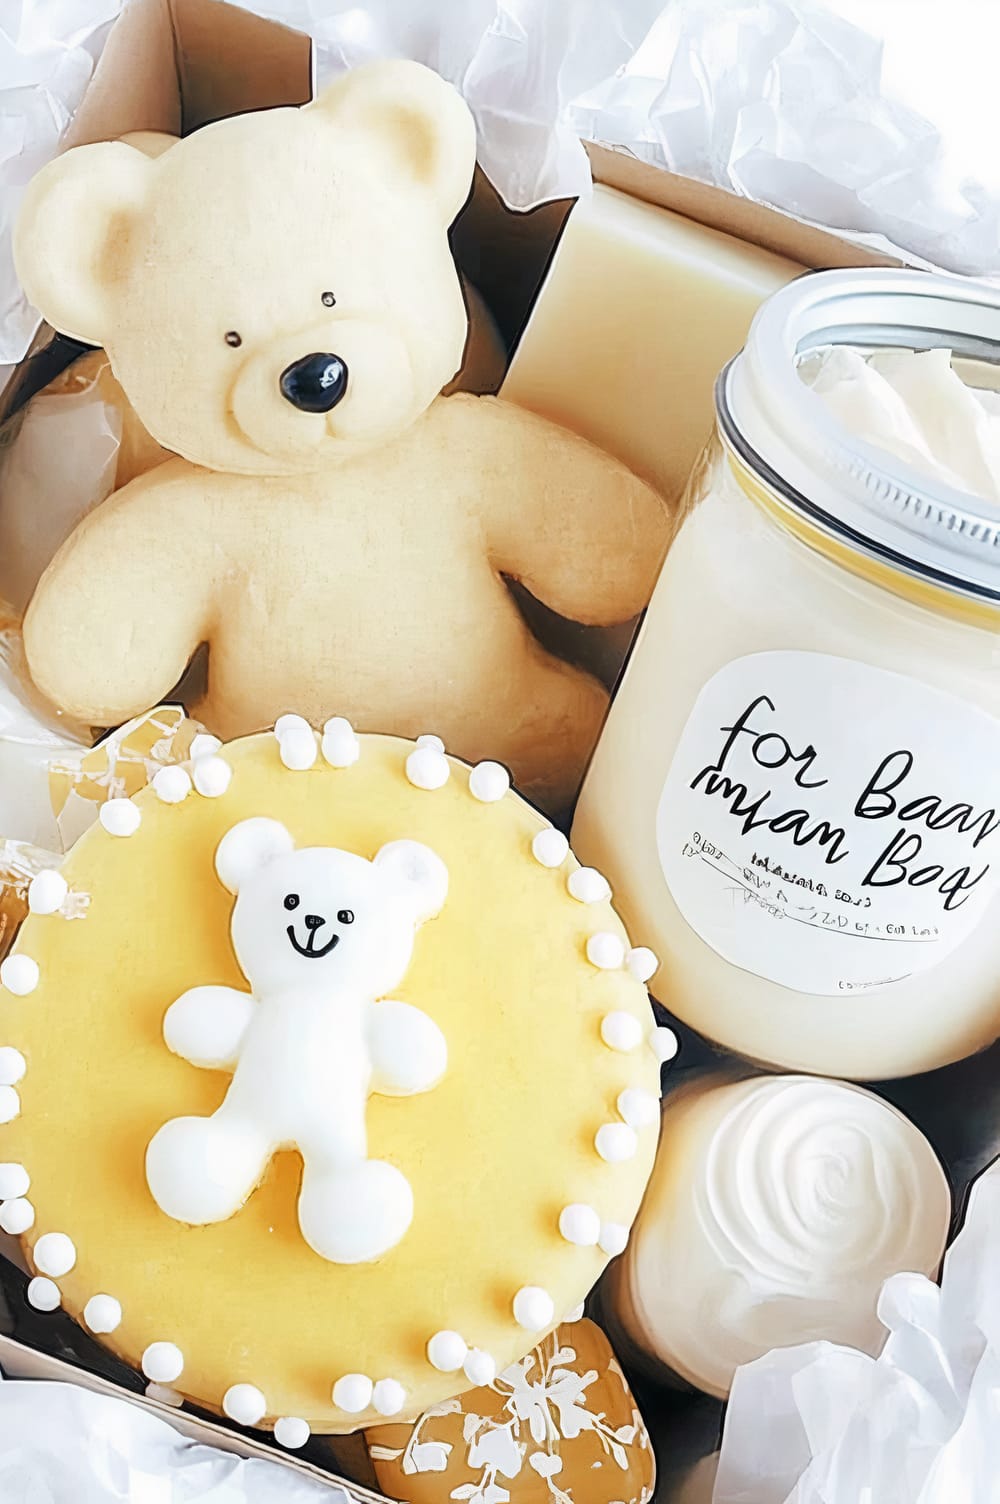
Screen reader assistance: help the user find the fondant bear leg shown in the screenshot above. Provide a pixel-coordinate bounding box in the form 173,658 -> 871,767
298,1156 -> 414,1264
146,1110 -> 270,1225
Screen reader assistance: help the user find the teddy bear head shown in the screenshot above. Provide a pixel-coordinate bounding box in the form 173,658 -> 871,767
214,816 -> 448,998
14,61 -> 476,476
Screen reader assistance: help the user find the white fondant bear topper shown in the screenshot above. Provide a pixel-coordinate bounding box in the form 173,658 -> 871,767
145,817 -> 448,1264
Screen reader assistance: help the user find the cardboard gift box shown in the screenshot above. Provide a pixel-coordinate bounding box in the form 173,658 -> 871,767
0,1 -> 908,1499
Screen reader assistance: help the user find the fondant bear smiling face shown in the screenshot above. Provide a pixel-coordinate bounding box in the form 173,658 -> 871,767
227,840 -> 425,997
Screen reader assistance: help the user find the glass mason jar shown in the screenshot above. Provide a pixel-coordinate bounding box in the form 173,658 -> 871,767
572,269 -> 1000,1080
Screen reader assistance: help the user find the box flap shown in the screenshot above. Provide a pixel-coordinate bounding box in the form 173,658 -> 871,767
587,142 -> 899,273
63,0 -> 181,148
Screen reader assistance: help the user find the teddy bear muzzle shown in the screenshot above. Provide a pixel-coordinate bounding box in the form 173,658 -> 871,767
279,353 -> 349,414
287,912 -> 341,958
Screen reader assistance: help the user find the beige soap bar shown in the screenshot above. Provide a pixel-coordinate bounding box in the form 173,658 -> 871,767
502,183 -> 801,508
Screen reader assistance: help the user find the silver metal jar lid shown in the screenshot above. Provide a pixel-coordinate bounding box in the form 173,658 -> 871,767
719,268 -> 1000,605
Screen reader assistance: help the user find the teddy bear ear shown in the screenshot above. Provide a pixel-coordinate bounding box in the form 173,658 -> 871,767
215,818 -> 296,895
13,140 -> 153,346
373,839 -> 449,923
308,59 -> 476,223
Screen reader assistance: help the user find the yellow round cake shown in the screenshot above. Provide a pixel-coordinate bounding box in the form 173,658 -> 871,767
0,723 -> 664,1440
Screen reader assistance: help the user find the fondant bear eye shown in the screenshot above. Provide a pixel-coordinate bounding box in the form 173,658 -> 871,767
284,894 -> 300,911
225,331 -> 242,348
321,291 -> 336,308
337,909 -> 355,925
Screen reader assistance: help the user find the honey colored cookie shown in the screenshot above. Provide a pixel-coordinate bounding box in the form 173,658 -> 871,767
366,1315 -> 655,1504
0,726 -> 663,1436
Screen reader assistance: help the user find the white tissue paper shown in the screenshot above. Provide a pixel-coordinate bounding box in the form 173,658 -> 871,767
713,1157 -> 1000,1504
0,1378 -> 356,1503
2,0 -> 999,364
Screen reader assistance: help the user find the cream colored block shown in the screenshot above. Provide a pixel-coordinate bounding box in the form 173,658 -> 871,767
503,184 -> 801,507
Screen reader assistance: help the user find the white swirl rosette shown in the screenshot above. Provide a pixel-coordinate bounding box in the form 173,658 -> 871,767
606,1073 -> 951,1397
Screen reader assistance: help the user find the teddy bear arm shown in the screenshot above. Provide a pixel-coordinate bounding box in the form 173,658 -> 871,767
163,985 -> 255,1070
472,398 -> 669,626
22,466 -> 211,725
367,999 -> 447,1096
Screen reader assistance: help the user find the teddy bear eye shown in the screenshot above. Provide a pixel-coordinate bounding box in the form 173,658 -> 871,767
225,330 -> 242,348
337,909 -> 354,925
321,291 -> 336,308
284,894 -> 300,911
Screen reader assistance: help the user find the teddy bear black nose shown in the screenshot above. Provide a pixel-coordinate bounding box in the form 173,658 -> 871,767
304,913 -> 326,931
279,353 -> 349,413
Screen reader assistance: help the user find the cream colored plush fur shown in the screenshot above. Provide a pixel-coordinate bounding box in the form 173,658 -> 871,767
14,60 -> 666,808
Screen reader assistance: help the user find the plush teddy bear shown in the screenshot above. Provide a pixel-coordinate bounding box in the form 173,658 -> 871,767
13,60 -> 667,809
145,815 -> 449,1266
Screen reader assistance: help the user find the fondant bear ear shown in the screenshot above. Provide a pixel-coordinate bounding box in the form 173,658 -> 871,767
374,840 -> 449,923
13,141 -> 153,346
215,818 -> 296,895
308,59 -> 476,224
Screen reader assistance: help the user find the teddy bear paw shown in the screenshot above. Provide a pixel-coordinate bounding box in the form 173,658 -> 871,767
298,1158 -> 414,1264
146,1113 -> 268,1225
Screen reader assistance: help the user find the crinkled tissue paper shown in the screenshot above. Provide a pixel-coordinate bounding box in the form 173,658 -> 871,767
1,0 -> 999,363
714,1157 -> 1000,1504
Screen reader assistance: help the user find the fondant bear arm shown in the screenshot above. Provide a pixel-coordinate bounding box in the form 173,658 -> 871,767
367,999 -> 448,1096
23,460 -> 212,725
163,984 -> 256,1070
468,396 -> 669,625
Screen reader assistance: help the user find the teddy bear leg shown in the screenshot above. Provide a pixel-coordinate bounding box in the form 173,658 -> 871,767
502,653 -> 609,814
146,1110 -> 270,1225
297,1156 -> 414,1265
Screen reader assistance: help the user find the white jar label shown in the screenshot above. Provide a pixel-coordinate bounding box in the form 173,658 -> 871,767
657,652 -> 1000,995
